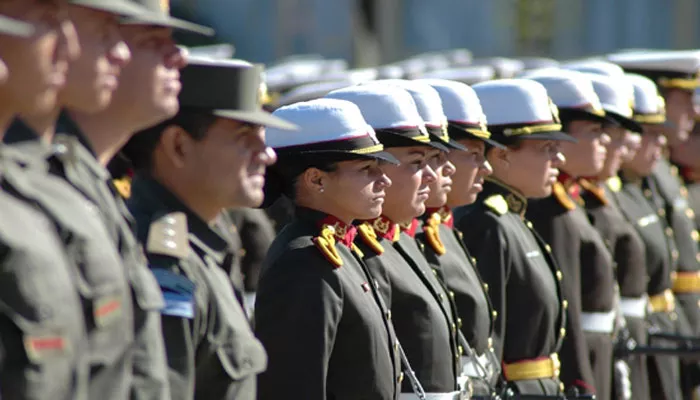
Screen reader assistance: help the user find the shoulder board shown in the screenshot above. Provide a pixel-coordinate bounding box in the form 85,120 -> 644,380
423,214 -> 446,255
552,182 -> 576,211
358,222 -> 385,255
606,176 -> 622,193
484,194 -> 508,215
579,179 -> 608,205
146,212 -> 190,259
313,225 -> 343,268
150,268 -> 195,319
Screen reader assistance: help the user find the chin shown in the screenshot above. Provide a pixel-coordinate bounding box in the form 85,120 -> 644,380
362,205 -> 383,220
414,203 -> 426,218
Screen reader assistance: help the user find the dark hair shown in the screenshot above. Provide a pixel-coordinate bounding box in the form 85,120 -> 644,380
121,107 -> 218,172
262,154 -> 339,207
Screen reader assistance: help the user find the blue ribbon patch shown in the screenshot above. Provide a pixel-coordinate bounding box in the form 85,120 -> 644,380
151,268 -> 195,319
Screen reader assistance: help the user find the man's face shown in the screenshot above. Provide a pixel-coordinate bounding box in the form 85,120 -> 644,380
491,139 -> 564,198
664,88 -> 695,147
446,138 -> 492,207
0,0 -> 80,114
185,118 -> 277,209
559,120 -> 609,177
380,145 -> 437,223
110,25 -> 186,125
59,5 -> 130,112
621,125 -> 667,177
598,125 -> 631,180
424,149 -> 455,209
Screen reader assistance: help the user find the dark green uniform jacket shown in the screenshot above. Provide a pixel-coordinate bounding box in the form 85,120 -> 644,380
526,178 -> 615,399
580,179 -> 651,400
255,208 -> 401,400
455,178 -> 566,396
129,175 -> 267,400
3,121 -> 143,400
416,207 -> 497,396
355,215 -> 460,393
615,172 -> 681,400
0,147 -> 89,400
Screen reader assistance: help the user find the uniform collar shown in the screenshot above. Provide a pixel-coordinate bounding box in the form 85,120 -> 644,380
399,218 -> 419,238
130,174 -> 229,256
4,117 -> 41,144
484,177 -> 528,216
364,215 -> 400,242
296,207 -> 357,248
578,178 -> 609,205
557,171 -> 581,201
424,206 -> 454,228
56,110 -> 97,157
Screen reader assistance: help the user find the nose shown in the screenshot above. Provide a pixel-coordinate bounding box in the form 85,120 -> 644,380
108,41 -> 131,68
422,163 -> 438,184
600,133 -> 611,146
378,172 -> 392,189
0,59 -> 8,84
553,151 -> 566,168
657,133 -> 668,147
165,44 -> 188,70
481,159 -> 493,176
261,146 -> 277,167
442,159 -> 456,177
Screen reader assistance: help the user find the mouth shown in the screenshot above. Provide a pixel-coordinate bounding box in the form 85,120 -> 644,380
417,189 -> 431,199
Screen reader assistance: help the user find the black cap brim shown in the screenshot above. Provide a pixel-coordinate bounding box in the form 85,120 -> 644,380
607,112 -> 643,133
559,108 -> 616,126
212,109 -> 298,131
521,130 -> 578,142
479,136 -> 507,149
0,15 -> 33,37
70,1 -> 151,18
121,14 -> 214,36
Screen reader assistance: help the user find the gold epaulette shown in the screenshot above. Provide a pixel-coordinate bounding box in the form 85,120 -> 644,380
552,182 -> 576,211
424,213 -> 446,255
578,179 -> 608,205
484,194 -> 508,215
358,222 -> 384,255
313,225 -> 343,268
113,176 -> 132,199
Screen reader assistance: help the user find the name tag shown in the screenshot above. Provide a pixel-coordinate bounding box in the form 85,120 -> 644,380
638,214 -> 659,227
526,250 -> 541,259
151,268 -> 195,319
674,197 -> 688,211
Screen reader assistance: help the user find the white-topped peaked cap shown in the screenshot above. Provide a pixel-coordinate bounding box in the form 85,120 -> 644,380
372,79 -> 464,151
624,73 -> 666,124
472,57 -> 525,78
522,69 -> 610,124
473,79 -> 576,142
417,65 -> 496,85
607,50 -> 700,90
519,57 -> 560,71
419,79 -> 504,148
266,98 -> 398,163
561,60 -> 626,78
582,73 -> 641,132
325,84 -> 443,149
278,81 -> 357,107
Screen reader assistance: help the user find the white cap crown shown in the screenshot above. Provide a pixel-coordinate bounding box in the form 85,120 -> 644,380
419,79 -> 486,127
372,79 -> 447,127
473,79 -> 558,126
522,69 -> 605,115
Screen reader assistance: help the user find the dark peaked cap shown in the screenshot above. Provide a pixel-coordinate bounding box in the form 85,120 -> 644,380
121,0 -> 214,36
179,57 -> 297,130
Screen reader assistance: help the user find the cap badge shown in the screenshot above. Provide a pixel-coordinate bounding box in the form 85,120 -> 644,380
548,98 -> 561,124
160,0 -> 170,13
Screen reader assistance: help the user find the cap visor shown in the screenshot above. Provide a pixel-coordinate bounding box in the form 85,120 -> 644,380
0,15 -> 33,37
426,134 -> 451,152
608,112 -> 643,133
480,136 -> 507,149
70,1 -> 151,17
446,138 -> 468,151
522,131 -> 578,142
121,15 -> 214,36
212,109 -> 298,131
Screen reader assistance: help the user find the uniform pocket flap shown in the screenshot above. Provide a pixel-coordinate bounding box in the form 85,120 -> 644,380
216,338 -> 268,380
130,265 -> 165,311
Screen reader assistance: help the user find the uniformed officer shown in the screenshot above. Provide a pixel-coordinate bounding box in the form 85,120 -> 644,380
461,79 -> 570,396
675,120 -> 700,228
521,69 -> 617,399
613,72 -> 682,400
565,68 -> 650,400
0,12 -> 90,400
124,57 -> 295,400
325,84 -> 466,399
610,51 -> 700,399
255,98 -> 403,400
418,78 -> 507,398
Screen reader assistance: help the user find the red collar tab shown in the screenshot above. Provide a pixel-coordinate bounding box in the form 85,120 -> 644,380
578,178 -> 608,205
400,218 -> 420,238
426,206 -> 454,228
366,215 -> 399,242
317,215 -> 357,248
558,171 -> 581,201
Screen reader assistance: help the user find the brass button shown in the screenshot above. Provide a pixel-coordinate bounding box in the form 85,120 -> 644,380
451,323 -> 457,333
563,300 -> 568,310
644,189 -> 652,198
687,209 -> 696,219
418,243 -> 425,251
457,317 -> 463,328
670,312 -> 678,321
560,328 -> 566,338
492,310 -> 498,320
691,230 -> 699,242
395,341 -> 399,352
665,227 -> 674,237
458,345 -> 464,355
526,221 -> 534,229
658,208 -> 666,217
449,291 -> 455,299
438,293 -> 444,300
556,270 -> 563,281
488,337 -> 493,348
545,244 -> 552,253
386,310 -> 392,320
398,372 -> 404,383
471,257 -> 477,265
432,269 -> 438,276
483,283 -> 489,292
672,250 -> 679,260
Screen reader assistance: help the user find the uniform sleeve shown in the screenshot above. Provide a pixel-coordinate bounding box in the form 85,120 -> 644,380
459,214 -> 510,361
255,248 -> 343,400
239,209 -> 276,292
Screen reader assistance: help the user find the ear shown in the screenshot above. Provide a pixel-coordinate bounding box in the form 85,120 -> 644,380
300,167 -> 326,193
157,125 -> 194,170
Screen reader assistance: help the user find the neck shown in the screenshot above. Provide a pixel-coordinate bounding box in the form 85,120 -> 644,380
0,111 -> 15,139
381,210 -> 413,225
71,108 -> 153,167
295,197 -> 354,225
152,169 -> 221,224
20,108 -> 60,142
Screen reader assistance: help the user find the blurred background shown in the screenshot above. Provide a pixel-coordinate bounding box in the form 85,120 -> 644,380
172,0 -> 700,65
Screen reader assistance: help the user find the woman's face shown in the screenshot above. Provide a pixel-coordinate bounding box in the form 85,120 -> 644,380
425,149 -> 456,209
621,125 -> 667,177
319,158 -> 392,222
559,120 -> 609,177
598,125 -> 631,180
446,138 -> 492,207
380,146 -> 438,223
489,139 -> 564,198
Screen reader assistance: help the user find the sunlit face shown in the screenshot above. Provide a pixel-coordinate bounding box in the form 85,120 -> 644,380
317,159 -> 392,222
489,139 -> 564,198
671,123 -> 700,170
621,124 -> 667,177
560,120 -> 609,177
424,149 -> 455,209
446,138 -> 492,207
59,5 -> 130,112
381,145 -> 438,223
664,88 -> 695,147
0,0 -> 80,114
598,125 -> 632,180
109,25 -> 186,126
180,119 -> 276,209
